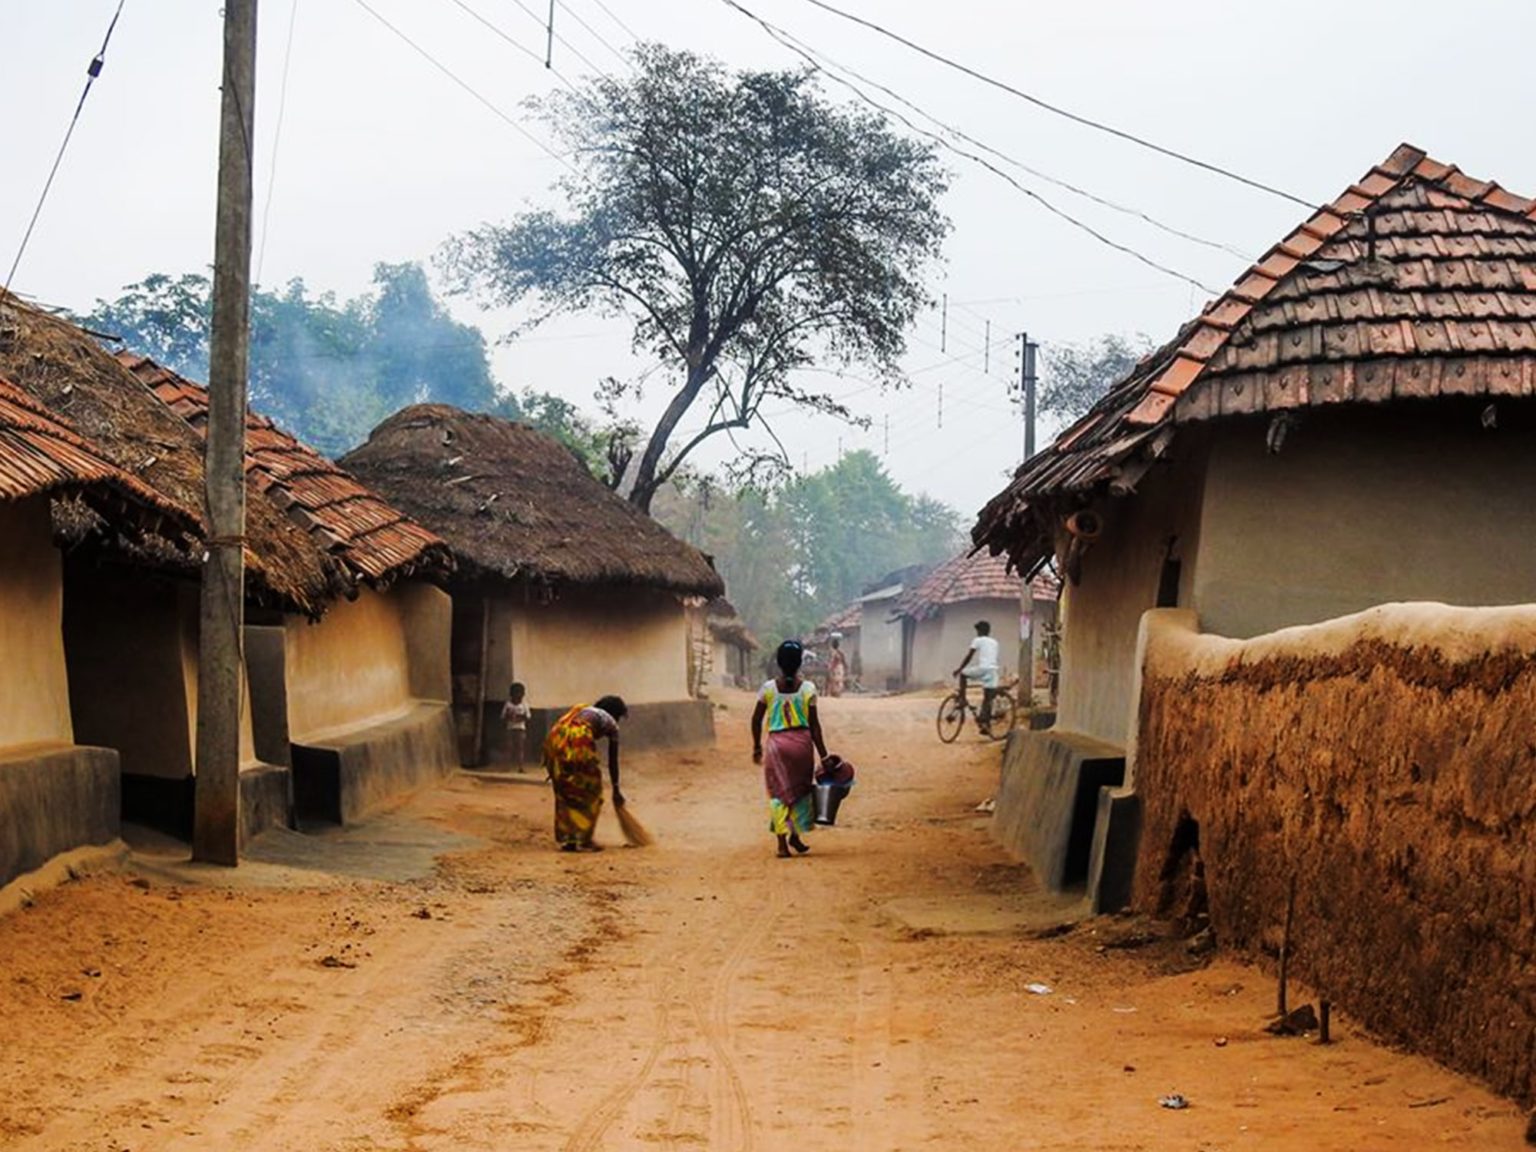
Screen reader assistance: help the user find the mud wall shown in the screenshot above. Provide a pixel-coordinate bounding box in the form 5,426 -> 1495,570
1194,409 -> 1536,640
1055,443 -> 1207,747
906,598 -> 1020,688
0,500 -> 72,752
1132,606 -> 1536,1105
285,586 -> 417,742
487,584 -> 690,708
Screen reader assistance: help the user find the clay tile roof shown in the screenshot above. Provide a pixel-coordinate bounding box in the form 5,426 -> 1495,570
340,405 -> 723,597
817,601 -> 863,634
0,373 -> 192,532
0,291 -> 341,615
117,354 -> 453,589
973,143 -> 1536,576
894,549 -> 1020,621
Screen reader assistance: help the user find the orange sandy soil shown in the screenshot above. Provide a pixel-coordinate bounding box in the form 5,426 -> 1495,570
0,691 -> 1528,1151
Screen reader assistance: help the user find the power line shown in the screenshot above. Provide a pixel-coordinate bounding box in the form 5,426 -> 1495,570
797,0 -> 1317,209
256,0 -> 302,284
502,0 -> 611,78
584,0 -> 642,43
6,0 -> 127,294
446,0 -> 546,67
759,16 -> 1249,260
721,0 -> 1222,295
348,0 -> 573,169
554,0 -> 635,71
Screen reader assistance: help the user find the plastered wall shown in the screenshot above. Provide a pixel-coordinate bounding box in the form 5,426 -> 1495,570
1193,408 -> 1536,639
0,500 -> 72,752
176,584 -> 258,768
1054,445 -> 1206,747
1133,606 -> 1536,1106
907,598 -> 1021,687
485,584 -> 689,708
284,586 -> 417,742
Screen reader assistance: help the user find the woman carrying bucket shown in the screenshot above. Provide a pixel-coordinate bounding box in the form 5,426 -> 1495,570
751,640 -> 833,859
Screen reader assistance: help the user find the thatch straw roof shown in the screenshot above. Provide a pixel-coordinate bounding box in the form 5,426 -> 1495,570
707,596 -> 758,650
0,291 -> 342,615
119,354 -> 454,590
342,405 -> 723,596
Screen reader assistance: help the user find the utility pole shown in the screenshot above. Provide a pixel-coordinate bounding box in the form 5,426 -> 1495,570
1019,331 -> 1039,460
193,0 -> 257,866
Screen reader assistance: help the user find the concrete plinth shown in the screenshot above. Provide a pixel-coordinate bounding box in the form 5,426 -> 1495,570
0,744 -> 120,888
991,728 -> 1126,892
1086,787 -> 1142,914
122,764 -> 295,846
480,699 -> 716,764
292,701 -> 458,825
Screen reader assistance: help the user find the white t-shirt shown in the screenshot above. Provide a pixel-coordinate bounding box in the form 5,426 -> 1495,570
968,635 -> 1000,687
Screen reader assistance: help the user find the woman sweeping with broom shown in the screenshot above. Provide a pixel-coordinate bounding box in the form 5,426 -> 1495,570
542,695 -> 631,852
751,641 -> 831,859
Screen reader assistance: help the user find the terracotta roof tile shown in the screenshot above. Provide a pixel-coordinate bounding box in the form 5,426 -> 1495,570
0,374 -> 191,529
117,354 -> 452,588
973,143 -> 1536,576
894,549 -> 1022,621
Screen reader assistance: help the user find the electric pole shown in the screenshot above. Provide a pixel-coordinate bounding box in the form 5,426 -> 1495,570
193,0 -> 257,865
1018,332 -> 1039,460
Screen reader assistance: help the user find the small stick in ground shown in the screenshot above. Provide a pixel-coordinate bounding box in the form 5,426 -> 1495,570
1277,873 -> 1297,1016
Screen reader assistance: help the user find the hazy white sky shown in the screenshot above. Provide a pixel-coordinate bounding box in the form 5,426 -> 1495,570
5,0 -> 1536,518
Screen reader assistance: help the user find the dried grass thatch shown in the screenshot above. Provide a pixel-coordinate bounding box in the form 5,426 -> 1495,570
342,405 -> 723,596
0,290 -> 342,615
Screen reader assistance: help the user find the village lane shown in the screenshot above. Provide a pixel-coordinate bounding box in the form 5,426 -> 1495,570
0,692 -> 1528,1151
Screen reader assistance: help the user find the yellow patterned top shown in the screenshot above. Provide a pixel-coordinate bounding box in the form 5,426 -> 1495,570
760,677 -> 816,732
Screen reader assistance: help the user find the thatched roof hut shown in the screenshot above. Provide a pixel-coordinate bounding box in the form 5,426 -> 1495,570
0,291 -> 341,615
118,354 -> 453,591
342,405 -> 723,597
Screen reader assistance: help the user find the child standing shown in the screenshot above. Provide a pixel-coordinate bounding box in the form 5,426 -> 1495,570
501,682 -> 531,771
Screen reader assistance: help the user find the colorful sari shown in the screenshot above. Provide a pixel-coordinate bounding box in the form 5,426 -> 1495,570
542,704 -> 609,848
760,677 -> 819,836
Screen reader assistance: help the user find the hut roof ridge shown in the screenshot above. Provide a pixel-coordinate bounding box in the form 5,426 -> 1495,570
340,404 -> 723,596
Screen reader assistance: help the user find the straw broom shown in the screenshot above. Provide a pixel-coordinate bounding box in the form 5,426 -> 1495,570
613,800 -> 654,847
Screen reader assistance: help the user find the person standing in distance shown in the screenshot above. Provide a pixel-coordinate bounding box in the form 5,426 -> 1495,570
953,620 -> 1001,735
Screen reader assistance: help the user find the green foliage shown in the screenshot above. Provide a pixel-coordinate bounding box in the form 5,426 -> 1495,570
1039,332 -> 1155,424
443,44 -> 950,512
654,450 -> 961,643
77,263 -> 501,457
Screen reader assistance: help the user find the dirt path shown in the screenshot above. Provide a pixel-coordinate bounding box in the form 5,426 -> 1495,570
0,692 -> 1527,1150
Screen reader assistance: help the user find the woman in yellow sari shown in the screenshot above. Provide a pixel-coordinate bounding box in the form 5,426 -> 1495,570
541,695 -> 627,851
751,641 -> 831,858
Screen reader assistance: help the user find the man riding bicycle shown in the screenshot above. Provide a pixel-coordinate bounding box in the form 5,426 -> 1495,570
953,620 -> 1001,735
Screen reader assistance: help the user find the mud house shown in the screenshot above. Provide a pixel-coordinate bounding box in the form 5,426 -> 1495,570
705,597 -> 758,689
0,372 -> 201,889
342,405 -> 725,764
892,549 -> 1023,688
811,601 -> 861,682
974,145 -> 1536,1106
843,564 -> 931,691
118,355 -> 459,826
0,293 -> 350,845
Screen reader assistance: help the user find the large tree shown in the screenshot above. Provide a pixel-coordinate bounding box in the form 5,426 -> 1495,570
1039,333 -> 1155,424
442,45 -> 950,513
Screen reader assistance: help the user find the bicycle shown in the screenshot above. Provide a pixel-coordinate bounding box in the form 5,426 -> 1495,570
936,677 -> 1017,743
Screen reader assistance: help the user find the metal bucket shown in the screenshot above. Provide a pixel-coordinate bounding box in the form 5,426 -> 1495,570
814,783 -> 851,826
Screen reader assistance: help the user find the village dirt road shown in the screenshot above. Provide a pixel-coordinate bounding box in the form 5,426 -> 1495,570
0,692 -> 1528,1151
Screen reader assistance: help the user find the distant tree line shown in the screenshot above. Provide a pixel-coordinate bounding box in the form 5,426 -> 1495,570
654,449 -> 962,646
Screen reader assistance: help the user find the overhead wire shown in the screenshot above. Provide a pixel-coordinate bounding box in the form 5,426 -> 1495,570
348,0 -> 574,169
256,0 -> 302,285
584,0 -> 642,43
749,9 -> 1249,260
554,0 -> 636,71
795,0 -> 1317,209
5,0 -> 128,294
498,0 -> 612,79
718,0 -> 1224,295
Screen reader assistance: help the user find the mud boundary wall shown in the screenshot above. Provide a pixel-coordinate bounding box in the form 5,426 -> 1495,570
1131,606 -> 1536,1106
